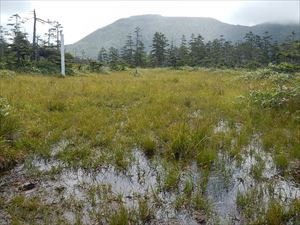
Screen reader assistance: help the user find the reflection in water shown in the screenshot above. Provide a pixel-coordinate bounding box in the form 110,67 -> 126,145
1,135 -> 299,224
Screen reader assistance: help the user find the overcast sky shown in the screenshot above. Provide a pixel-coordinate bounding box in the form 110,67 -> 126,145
1,1 -> 299,44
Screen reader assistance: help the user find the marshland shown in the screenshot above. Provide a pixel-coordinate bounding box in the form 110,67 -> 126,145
1,1 -> 300,224
1,68 -> 300,224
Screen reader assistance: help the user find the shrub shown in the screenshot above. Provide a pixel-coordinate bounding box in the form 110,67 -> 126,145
33,60 -> 60,74
270,73 -> 296,86
109,64 -> 127,71
98,66 -> 111,74
249,85 -> 300,109
243,68 -> 296,83
88,60 -> 104,72
244,68 -> 277,80
269,62 -> 300,73
0,97 -> 19,140
0,97 -> 11,118
245,61 -> 262,69
0,69 -> 16,78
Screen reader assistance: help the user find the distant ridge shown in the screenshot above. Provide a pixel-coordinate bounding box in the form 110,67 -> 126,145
66,14 -> 300,58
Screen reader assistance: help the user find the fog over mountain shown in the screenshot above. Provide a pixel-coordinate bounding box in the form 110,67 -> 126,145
66,15 -> 299,59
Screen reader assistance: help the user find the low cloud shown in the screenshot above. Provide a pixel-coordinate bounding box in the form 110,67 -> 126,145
229,1 -> 299,25
0,1 -> 299,44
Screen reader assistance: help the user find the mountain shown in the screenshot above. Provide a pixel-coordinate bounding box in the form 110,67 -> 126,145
66,14 -> 300,59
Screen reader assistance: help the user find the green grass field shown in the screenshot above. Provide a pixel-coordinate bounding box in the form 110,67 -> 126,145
0,68 -> 299,224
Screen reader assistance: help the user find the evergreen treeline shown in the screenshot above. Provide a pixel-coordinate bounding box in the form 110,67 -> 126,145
98,27 -> 300,72
0,13 -> 299,75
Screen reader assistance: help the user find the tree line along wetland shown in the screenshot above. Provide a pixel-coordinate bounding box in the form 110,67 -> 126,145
0,12 -> 300,225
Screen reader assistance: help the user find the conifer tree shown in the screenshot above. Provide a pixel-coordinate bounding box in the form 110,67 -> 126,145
178,35 -> 189,66
98,47 -> 108,64
121,33 -> 134,67
151,32 -> 169,66
167,40 -> 179,68
189,34 -> 205,66
108,47 -> 119,70
133,27 -> 146,67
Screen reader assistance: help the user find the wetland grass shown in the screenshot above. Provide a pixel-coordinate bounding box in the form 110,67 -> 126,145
1,68 -> 299,224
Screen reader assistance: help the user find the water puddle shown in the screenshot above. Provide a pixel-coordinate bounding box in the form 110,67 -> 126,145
0,148 -> 204,224
214,119 -> 242,134
1,132 -> 299,224
214,119 -> 230,133
51,139 -> 70,157
205,135 -> 300,224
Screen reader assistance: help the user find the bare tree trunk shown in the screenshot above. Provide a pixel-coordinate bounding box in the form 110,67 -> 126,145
32,9 -> 37,61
